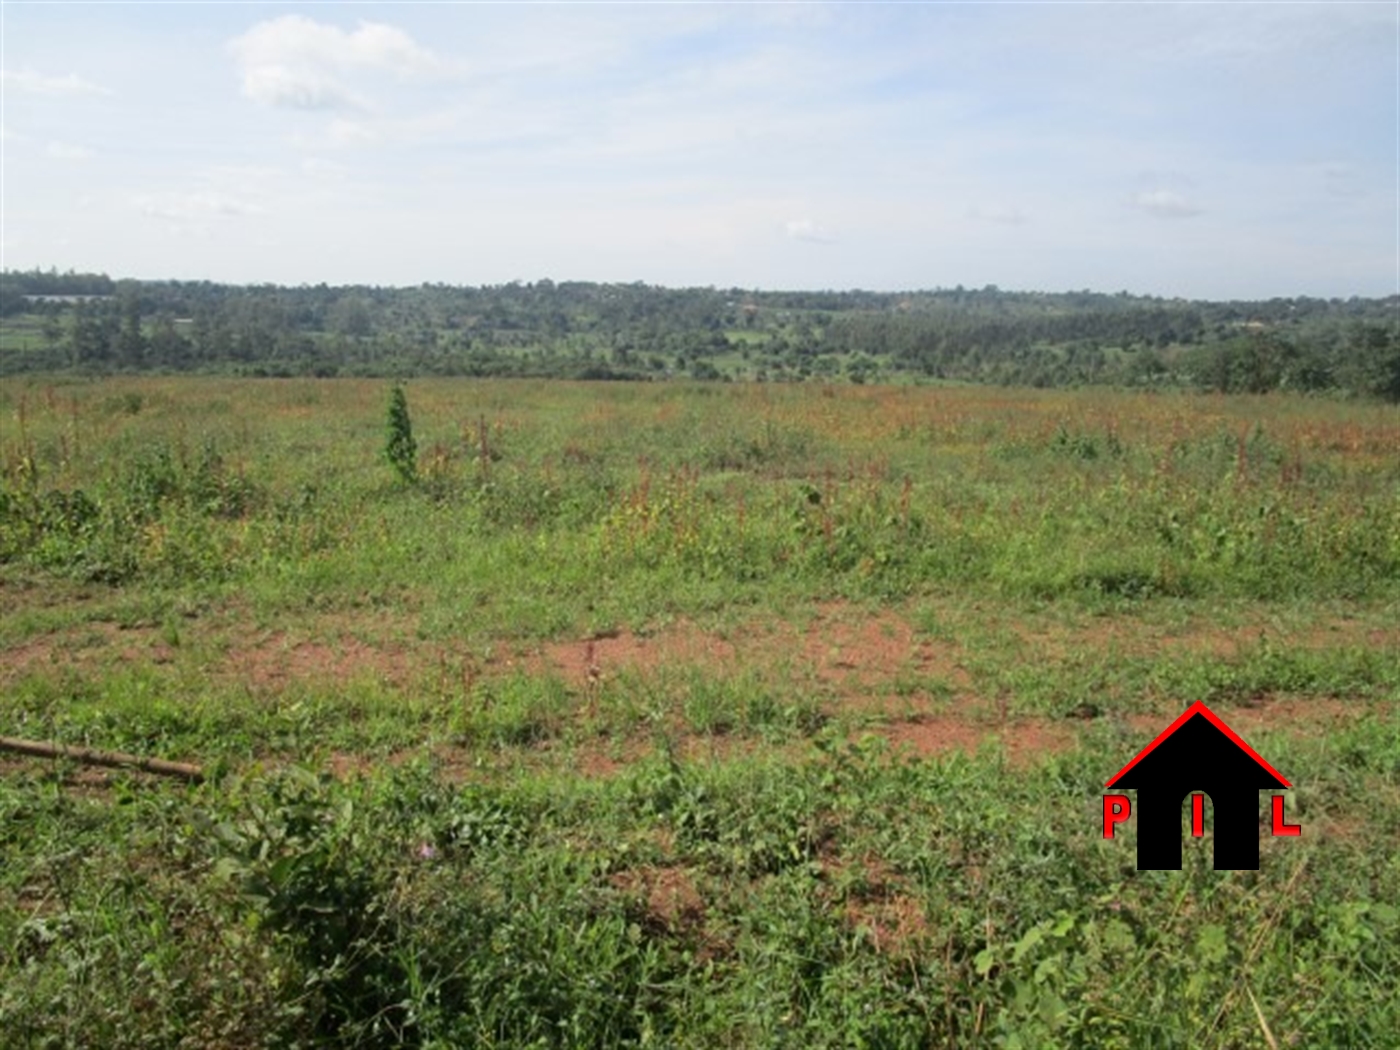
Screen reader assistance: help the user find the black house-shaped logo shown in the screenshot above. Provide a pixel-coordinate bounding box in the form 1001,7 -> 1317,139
1105,701 -> 1291,870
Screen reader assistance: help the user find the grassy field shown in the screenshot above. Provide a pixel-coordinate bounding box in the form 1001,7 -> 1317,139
2,376 -> 1398,1047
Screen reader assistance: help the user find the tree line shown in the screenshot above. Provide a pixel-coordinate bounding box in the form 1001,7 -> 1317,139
1,268 -> 1396,399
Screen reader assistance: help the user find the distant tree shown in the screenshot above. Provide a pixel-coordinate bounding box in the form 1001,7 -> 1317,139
117,292 -> 147,367
689,360 -> 721,381
330,296 -> 374,339
69,301 -> 110,367
40,310 -> 62,355
0,283 -> 25,317
1351,323 -> 1400,402
148,314 -> 189,367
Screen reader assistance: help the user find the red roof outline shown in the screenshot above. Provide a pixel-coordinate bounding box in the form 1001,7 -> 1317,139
1104,700 -> 1291,789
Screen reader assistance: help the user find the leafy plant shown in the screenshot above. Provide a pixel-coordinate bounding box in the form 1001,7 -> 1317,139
384,384 -> 417,483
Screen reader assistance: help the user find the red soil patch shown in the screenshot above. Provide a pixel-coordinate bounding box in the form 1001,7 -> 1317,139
870,693 -> 1374,769
1123,695 -> 1381,739
530,602 -> 1395,723
797,603 -> 972,696
0,621 -> 168,684
1014,616 -> 1398,664
535,622 -> 738,686
828,853 -> 932,954
846,892 -> 931,954
528,605 -> 972,706
1,636 -> 72,682
570,744 -> 631,779
8,598 -> 1392,796
611,865 -> 705,932
225,630 -> 417,692
431,691 -> 1376,788
878,713 -> 1078,764
1,609 -> 433,693
323,749 -> 407,781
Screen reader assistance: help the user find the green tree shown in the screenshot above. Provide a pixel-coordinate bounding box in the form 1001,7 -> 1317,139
117,291 -> 147,367
148,314 -> 190,368
384,385 -> 417,483
69,301 -> 110,368
40,309 -> 62,356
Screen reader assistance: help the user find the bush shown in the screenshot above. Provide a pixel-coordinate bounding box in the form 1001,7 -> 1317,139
384,385 -> 417,483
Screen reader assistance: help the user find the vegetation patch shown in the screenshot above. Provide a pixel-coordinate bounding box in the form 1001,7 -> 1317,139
1,377 -> 1396,1045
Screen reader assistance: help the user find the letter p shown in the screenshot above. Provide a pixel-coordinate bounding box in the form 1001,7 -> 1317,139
1103,794 -> 1131,838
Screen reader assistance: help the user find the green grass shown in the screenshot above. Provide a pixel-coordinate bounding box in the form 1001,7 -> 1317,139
1,377 -> 1397,1046
3,732 -> 1397,1047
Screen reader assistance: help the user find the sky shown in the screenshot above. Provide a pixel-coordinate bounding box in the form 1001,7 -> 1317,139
1,2 -> 1396,299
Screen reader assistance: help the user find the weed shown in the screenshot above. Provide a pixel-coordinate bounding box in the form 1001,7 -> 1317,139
384,384 -> 417,484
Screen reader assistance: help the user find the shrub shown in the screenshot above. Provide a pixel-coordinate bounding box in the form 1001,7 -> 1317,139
384,385 -> 417,483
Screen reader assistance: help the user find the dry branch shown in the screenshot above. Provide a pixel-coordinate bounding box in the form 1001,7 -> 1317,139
0,735 -> 204,783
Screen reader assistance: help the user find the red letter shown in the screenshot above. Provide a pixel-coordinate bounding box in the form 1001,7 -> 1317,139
1191,794 -> 1205,837
1272,795 -> 1301,836
1103,794 -> 1131,838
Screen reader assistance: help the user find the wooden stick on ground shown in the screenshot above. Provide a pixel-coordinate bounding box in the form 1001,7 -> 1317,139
0,736 -> 204,783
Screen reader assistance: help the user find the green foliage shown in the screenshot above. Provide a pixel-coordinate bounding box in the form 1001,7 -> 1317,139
384,385 -> 417,483
1,378 -> 1398,1045
0,435 -> 261,584
3,270 -> 1397,396
211,769 -> 412,1045
3,379 -> 1397,605
4,732 -> 1399,1046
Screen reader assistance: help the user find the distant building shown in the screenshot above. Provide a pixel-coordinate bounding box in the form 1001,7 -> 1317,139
23,295 -> 112,304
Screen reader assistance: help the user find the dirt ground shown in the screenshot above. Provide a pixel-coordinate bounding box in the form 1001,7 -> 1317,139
3,600 -> 1393,783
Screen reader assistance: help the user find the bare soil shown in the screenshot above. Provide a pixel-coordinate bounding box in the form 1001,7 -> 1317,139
4,600 -> 1392,784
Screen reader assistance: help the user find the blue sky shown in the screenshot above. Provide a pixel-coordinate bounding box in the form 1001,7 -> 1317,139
1,2 -> 1395,298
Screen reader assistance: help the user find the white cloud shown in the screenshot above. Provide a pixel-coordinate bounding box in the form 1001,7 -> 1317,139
134,191 -> 264,221
239,65 -> 365,111
1,69 -> 111,97
784,218 -> 835,244
233,15 -> 444,75
1129,189 -> 1202,219
46,141 -> 94,161
229,15 -> 448,111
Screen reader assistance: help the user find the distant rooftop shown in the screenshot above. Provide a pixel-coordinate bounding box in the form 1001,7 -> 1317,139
23,294 -> 113,303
